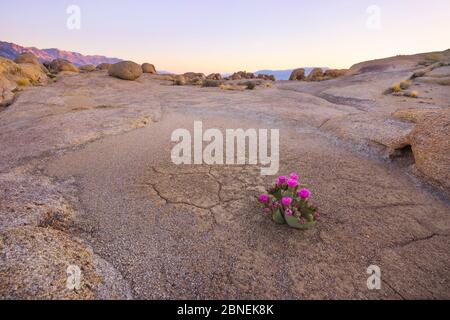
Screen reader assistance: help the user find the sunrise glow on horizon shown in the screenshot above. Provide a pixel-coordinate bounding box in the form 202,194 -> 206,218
1,0 -> 449,74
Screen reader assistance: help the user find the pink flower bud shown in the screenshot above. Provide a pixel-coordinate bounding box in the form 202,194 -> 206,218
282,197 -> 292,207
290,172 -> 299,181
278,176 -> 287,185
298,188 -> 311,199
287,179 -> 299,188
259,194 -> 269,203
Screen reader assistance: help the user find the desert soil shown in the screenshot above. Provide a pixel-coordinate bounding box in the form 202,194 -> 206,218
1,61 -> 449,299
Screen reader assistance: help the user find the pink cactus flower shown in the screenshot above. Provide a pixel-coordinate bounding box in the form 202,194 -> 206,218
278,176 -> 287,185
282,197 -> 292,207
259,194 -> 269,203
290,172 -> 299,181
287,179 -> 299,188
298,188 -> 311,199
263,208 -> 271,215
285,208 -> 293,216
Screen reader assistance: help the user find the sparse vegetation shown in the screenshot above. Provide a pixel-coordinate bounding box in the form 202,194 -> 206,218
404,91 -> 418,98
386,81 -> 416,97
391,83 -> 402,93
219,84 -> 246,91
202,80 -> 223,87
245,82 -> 256,90
16,78 -> 30,87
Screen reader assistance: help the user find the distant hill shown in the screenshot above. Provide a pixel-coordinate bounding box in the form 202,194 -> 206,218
255,68 -> 328,80
0,40 -> 122,66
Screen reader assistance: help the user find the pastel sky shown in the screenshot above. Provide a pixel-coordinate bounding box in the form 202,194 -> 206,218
1,0 -> 449,73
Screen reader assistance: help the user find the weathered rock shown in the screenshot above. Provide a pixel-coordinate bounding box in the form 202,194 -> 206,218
306,68 -> 324,81
231,71 -> 255,80
183,72 -> 206,81
0,57 -> 48,106
206,73 -> 222,81
141,63 -> 156,74
173,75 -> 187,86
79,64 -> 96,72
0,226 -> 132,300
96,63 -> 111,71
15,53 -> 49,74
323,69 -> 347,79
108,61 -> 143,81
48,59 -> 79,74
14,53 -> 41,66
394,108 -> 450,192
257,74 -> 276,81
289,68 -> 305,81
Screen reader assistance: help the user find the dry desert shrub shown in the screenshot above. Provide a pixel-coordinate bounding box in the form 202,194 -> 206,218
392,83 -> 402,93
202,79 -> 224,87
219,84 -> 246,91
246,82 -> 256,90
16,78 -> 30,87
404,90 -> 418,98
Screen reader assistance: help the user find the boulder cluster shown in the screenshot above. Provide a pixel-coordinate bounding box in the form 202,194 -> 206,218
289,68 -> 347,81
224,71 -> 275,81
1,54 -> 49,107
107,61 -> 158,80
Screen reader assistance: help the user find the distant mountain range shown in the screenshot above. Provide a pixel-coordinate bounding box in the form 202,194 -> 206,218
1,40 -> 328,78
0,40 -> 122,66
255,68 -> 328,81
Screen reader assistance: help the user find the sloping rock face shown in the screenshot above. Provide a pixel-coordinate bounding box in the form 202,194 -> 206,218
142,63 -> 156,74
289,68 -> 305,81
0,165 -> 133,300
0,226 -> 132,300
0,57 -> 48,106
108,61 -> 143,81
394,108 -> 450,192
48,59 -> 80,73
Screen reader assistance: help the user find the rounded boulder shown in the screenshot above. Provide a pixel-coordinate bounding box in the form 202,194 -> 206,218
108,61 -> 143,81
142,63 -> 157,74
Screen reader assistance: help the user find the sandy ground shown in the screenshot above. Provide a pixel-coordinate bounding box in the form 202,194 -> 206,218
1,63 -> 449,299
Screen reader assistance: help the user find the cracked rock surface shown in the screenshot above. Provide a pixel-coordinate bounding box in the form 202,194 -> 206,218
1,59 -> 449,299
